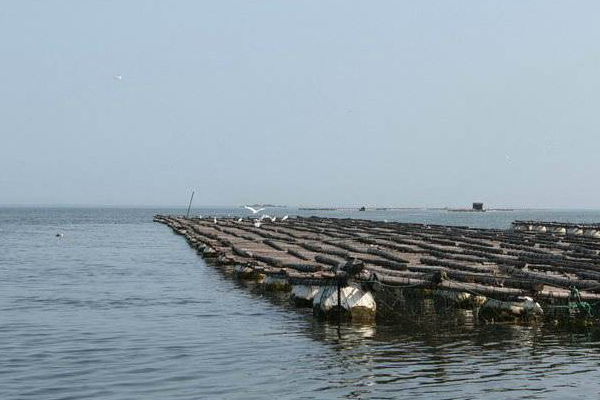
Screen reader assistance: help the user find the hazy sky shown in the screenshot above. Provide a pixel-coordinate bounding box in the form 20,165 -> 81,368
2,1 -> 600,208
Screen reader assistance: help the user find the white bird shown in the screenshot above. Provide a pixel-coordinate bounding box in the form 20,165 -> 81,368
114,75 -> 122,81
254,221 -> 262,228
282,215 -> 289,221
259,214 -> 274,222
55,233 -> 63,237
237,218 -> 243,222
244,205 -> 265,214
213,218 -> 217,224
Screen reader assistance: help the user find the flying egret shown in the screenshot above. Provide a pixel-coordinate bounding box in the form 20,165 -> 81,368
282,215 -> 289,221
244,206 -> 265,214
56,233 -> 63,237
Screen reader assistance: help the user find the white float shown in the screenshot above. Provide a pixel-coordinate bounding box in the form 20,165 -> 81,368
584,229 -> 600,238
568,228 -> 584,236
291,285 -> 320,306
433,290 -> 487,307
480,296 -> 543,319
313,283 -> 376,319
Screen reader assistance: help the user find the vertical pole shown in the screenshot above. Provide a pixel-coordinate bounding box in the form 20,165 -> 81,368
337,280 -> 342,321
185,191 -> 195,218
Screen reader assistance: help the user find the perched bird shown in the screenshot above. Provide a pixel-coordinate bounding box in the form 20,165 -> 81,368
213,218 -> 217,224
56,233 -> 63,237
254,221 -> 262,228
244,205 -> 265,214
237,218 -> 243,222
114,75 -> 122,81
282,215 -> 289,221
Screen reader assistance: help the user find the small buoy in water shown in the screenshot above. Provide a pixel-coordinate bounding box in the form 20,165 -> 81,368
56,233 -> 63,237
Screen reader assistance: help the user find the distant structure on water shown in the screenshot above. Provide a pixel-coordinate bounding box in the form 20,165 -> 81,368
448,202 -> 486,212
472,202 -> 484,211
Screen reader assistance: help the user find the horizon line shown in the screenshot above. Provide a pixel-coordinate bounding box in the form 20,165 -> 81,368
2,203 -> 600,211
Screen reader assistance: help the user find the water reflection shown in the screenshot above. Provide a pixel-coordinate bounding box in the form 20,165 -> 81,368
316,319 -> 599,397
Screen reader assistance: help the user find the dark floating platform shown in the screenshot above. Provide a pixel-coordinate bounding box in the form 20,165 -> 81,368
155,215 -> 600,323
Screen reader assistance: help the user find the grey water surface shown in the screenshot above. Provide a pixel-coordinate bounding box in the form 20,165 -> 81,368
2,207 -> 600,400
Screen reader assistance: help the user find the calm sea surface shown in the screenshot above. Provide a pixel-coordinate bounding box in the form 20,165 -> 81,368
2,207 -> 600,399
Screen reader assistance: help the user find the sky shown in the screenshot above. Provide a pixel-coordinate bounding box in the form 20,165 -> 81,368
1,1 -> 600,208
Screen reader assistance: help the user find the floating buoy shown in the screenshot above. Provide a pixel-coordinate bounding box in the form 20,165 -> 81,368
480,296 -> 543,320
291,285 -> 320,306
313,283 -> 376,320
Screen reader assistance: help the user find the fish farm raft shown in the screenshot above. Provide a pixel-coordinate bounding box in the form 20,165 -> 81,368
154,215 -> 600,323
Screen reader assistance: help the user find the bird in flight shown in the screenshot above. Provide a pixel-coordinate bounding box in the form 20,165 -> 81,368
282,215 -> 289,221
114,75 -> 122,81
244,206 -> 265,214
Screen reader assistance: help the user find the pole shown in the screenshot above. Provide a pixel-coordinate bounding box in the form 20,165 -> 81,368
337,279 -> 342,323
185,191 -> 195,218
